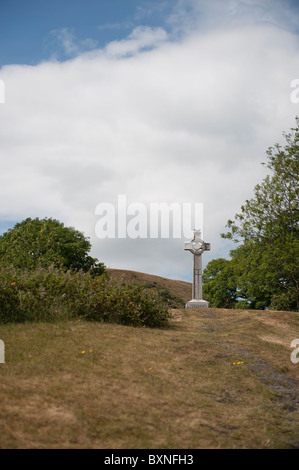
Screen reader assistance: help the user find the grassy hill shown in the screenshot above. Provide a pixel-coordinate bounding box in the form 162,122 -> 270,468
0,264 -> 298,449
107,268 -> 192,305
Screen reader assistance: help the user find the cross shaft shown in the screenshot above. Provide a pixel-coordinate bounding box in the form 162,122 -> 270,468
184,229 -> 210,308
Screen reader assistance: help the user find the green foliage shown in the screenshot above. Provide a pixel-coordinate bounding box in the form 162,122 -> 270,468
205,118 -> 299,311
142,284 -> 185,308
0,217 -> 105,275
202,258 -> 238,308
84,279 -> 171,328
0,217 -> 171,327
0,265 -> 94,323
222,118 -> 299,244
0,265 -> 171,328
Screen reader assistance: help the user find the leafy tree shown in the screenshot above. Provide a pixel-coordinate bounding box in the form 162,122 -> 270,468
202,258 -> 238,308
223,119 -> 298,244
204,118 -> 299,311
0,217 -> 105,275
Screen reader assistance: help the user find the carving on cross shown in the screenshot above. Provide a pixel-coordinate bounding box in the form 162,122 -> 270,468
184,229 -> 210,255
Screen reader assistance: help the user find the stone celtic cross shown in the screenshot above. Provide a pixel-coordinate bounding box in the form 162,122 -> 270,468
184,229 -> 210,308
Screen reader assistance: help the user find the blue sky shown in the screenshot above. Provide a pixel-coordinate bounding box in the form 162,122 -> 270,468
0,0 -> 299,280
2,0 -> 299,67
0,0 -> 174,65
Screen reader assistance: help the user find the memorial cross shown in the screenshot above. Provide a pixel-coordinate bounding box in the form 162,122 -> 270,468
184,229 -> 210,308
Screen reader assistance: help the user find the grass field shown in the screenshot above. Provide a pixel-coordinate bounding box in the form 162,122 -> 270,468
0,306 -> 298,449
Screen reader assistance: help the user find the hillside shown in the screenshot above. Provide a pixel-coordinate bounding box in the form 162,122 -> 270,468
0,304 -> 298,449
107,268 -> 192,304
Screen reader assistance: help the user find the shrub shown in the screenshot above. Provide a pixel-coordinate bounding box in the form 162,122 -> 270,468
83,278 -> 171,328
0,265 -> 86,323
0,265 -> 171,328
142,284 -> 185,309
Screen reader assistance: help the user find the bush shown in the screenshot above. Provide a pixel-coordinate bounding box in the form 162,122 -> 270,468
0,265 -> 171,328
83,278 -> 171,328
142,284 -> 185,309
0,265 -> 87,323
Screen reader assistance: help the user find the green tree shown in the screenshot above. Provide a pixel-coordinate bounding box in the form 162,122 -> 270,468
0,217 -> 105,275
223,120 -> 298,244
202,258 -> 238,308
204,118 -> 299,311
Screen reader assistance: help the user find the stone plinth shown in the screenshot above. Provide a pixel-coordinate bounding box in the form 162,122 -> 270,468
185,299 -> 210,308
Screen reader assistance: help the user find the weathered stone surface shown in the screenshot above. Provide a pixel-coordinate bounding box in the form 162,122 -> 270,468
184,229 -> 210,309
185,299 -> 210,308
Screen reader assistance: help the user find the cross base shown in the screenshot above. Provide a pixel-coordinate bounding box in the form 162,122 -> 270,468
185,299 -> 210,309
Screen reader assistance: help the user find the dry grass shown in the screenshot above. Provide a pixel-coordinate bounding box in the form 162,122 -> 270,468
0,307 -> 298,449
107,268 -> 192,303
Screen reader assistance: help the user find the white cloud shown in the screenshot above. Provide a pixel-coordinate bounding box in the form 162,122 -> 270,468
50,28 -> 99,58
167,0 -> 299,36
1,4 -> 299,281
104,25 -> 168,57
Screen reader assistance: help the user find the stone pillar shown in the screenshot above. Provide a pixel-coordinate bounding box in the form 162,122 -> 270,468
184,229 -> 210,308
